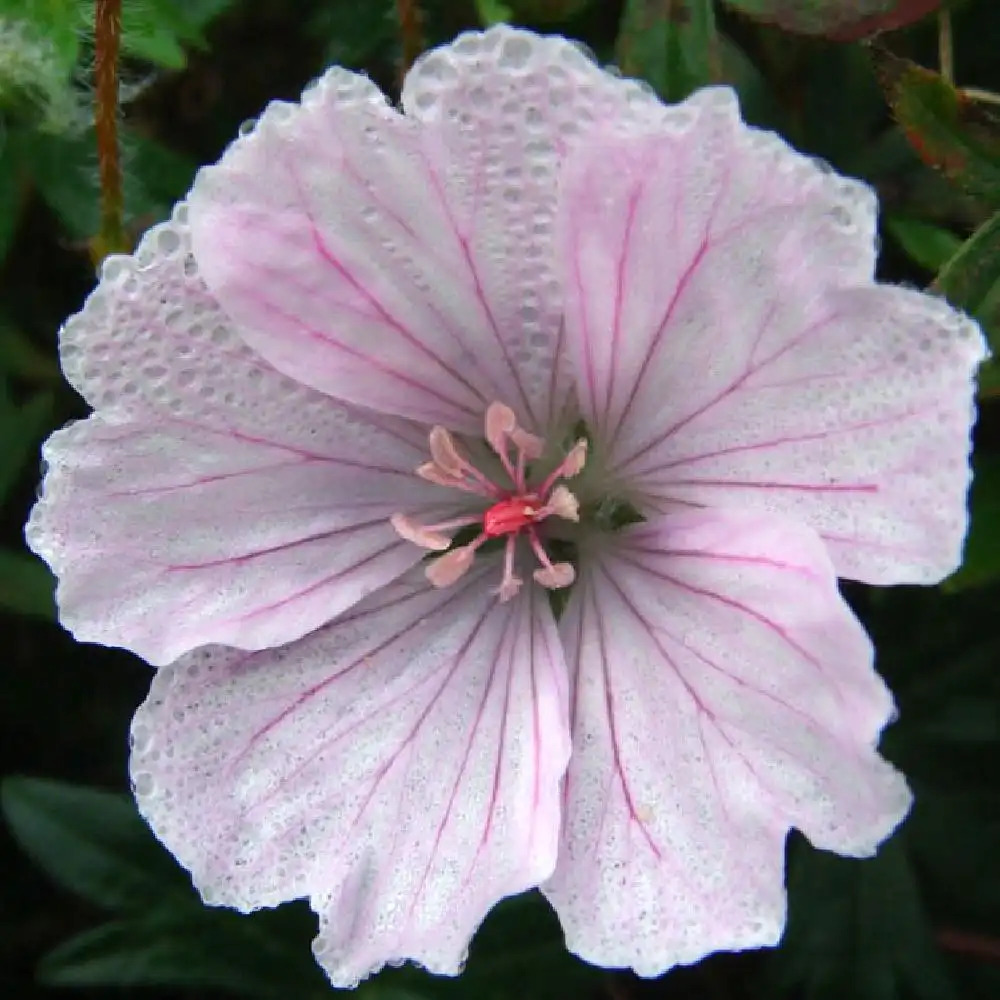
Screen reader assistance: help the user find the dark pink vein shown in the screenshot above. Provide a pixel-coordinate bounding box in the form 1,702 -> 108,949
592,580 -> 662,860
415,142 -> 536,423
163,516 -> 389,572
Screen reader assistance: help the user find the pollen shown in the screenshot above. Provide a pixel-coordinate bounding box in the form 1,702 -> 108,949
390,402 -> 585,600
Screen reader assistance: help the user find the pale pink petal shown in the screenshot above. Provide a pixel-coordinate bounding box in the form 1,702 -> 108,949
557,89 -> 985,584
59,203 -> 429,455
130,567 -> 571,986
188,27 -> 685,433
543,510 -> 910,975
27,415 -> 455,666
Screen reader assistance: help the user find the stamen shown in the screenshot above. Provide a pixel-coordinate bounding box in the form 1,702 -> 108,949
527,527 -> 575,590
396,403 -> 586,599
542,484 -> 579,522
390,513 -> 480,551
495,536 -> 523,602
426,538 -> 483,588
390,514 -> 451,551
540,438 -> 587,495
416,462 -> 464,489
429,426 -> 465,476
562,438 -> 588,477
485,402 -> 517,456
534,562 -> 575,589
510,427 -> 544,460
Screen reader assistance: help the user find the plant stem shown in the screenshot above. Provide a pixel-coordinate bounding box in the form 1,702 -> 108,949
937,928 -> 1000,963
938,8 -> 954,85
396,0 -> 424,86
93,0 -> 127,263
961,86 -> 1000,107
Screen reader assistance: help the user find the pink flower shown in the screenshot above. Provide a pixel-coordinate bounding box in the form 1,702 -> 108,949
27,25 -> 985,988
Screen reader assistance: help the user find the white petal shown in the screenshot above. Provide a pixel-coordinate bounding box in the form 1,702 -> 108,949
556,89 -> 984,583
131,567 -> 571,986
27,415 -> 452,665
544,510 -> 910,976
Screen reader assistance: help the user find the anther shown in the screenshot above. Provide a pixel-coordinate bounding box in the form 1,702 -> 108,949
390,513 -> 480,551
485,402 -> 517,456
394,403 -> 583,599
510,427 -> 544,460
428,426 -> 465,476
542,485 -> 579,522
390,514 -> 451,551
426,540 -> 482,588
534,562 -> 575,589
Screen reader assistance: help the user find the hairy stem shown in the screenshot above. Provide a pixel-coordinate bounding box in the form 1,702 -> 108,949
938,8 -> 954,84
93,0 -> 127,263
396,0 -> 424,86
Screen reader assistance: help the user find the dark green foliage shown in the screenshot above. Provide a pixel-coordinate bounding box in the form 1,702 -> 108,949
2,2 -> 1000,1000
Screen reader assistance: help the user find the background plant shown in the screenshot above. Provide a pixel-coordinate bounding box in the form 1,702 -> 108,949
2,2 -> 1000,999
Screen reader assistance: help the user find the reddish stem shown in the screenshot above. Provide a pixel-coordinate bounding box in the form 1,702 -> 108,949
395,0 -> 424,85
93,0 -> 127,262
937,928 -> 1000,964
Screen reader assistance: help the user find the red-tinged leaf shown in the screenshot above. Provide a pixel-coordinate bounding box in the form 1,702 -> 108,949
875,49 -> 1000,206
827,0 -> 945,41
721,0 -> 943,39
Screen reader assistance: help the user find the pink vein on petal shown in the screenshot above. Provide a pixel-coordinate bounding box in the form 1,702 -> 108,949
163,518 -> 391,572
592,580 -> 662,860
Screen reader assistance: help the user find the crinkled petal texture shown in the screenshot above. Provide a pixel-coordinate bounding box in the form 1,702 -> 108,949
27,209 -> 449,666
543,511 -> 910,975
558,88 -> 986,585
187,25 -> 682,433
130,567 -> 571,987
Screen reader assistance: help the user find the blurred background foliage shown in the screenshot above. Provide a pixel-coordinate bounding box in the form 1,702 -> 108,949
1,1 -> 1000,999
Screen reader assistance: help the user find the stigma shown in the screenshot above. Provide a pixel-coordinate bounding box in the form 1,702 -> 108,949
390,402 -> 586,601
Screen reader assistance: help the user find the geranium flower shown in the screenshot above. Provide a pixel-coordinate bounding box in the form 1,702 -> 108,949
27,25 -> 984,988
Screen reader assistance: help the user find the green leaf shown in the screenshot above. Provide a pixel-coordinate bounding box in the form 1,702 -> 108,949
0,380 -> 53,503
720,0 -> 943,39
933,209 -> 1000,395
945,454 -> 1000,591
616,0 -> 719,104
1,777 -> 192,909
0,0 -> 81,77
885,215 -> 963,273
717,34 -> 782,130
501,0 -> 593,22
475,0 -> 515,25
39,904 -> 333,1000
876,51 -> 1000,207
309,0 -> 396,70
0,550 -> 55,618
14,126 -> 196,240
800,42 -> 885,164
0,319 -> 60,383
0,152 -> 25,261
72,0 -> 223,69
770,833 -> 956,1000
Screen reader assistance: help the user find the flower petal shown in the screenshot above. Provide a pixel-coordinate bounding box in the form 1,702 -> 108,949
27,414 -> 452,666
59,204 -> 436,451
188,27 -> 679,432
557,89 -> 985,584
130,567 -> 571,986
543,510 -> 910,976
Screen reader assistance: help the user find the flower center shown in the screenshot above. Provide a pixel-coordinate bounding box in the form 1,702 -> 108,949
391,401 -> 586,601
